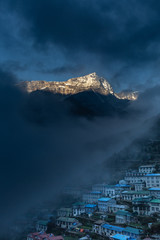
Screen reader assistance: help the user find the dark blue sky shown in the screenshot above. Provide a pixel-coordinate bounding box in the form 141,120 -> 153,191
1,0 -> 160,91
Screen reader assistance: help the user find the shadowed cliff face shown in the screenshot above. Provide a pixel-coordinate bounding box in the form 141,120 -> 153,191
18,72 -> 138,101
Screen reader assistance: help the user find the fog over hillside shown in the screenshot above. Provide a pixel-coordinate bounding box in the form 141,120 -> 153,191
1,68 -> 160,237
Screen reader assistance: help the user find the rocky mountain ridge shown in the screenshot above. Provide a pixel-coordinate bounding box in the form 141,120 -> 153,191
19,72 -> 138,101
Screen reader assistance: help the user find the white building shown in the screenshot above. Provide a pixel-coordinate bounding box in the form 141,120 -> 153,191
82,191 -> 102,203
149,187 -> 160,198
56,217 -> 80,229
125,170 -> 146,184
57,208 -> 72,217
144,173 -> 160,188
98,197 -> 116,212
132,197 -> 152,216
122,191 -> 149,202
72,202 -> 85,216
138,165 -> 155,174
107,204 -> 128,213
134,180 -> 146,191
36,220 -> 48,232
149,199 -> 160,215
104,185 -> 117,197
115,210 -> 133,224
92,183 -> 106,195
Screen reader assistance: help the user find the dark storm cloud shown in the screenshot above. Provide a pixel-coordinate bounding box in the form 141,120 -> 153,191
1,0 -> 160,88
3,0 -> 160,65
38,64 -> 84,75
1,60 -> 28,72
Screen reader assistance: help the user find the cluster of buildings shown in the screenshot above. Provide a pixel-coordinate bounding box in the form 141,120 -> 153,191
26,163 -> 160,240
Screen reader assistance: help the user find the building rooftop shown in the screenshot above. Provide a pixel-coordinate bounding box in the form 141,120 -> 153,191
85,204 -> 97,208
149,187 -> 160,191
133,196 -> 151,203
112,234 -> 136,240
37,220 -> 48,226
139,165 -> 155,168
116,210 -> 132,216
124,227 -> 143,235
98,197 -> 111,202
146,173 -> 160,176
122,191 -> 149,195
58,207 -> 72,212
150,199 -> 160,204
72,202 -> 85,206
102,223 -> 124,232
57,217 -> 78,223
105,185 -> 117,188
115,184 -> 131,188
90,191 -> 101,194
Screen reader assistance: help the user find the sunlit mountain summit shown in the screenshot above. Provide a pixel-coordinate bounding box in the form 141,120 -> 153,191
19,72 -> 138,101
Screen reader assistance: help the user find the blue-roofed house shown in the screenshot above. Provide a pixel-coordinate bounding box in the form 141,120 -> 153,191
101,223 -> 125,237
145,173 -> 160,188
85,204 -> 97,216
83,191 -> 102,203
115,211 -> 134,224
56,217 -> 81,229
111,234 -> 136,240
149,187 -> 160,198
98,197 -> 116,212
123,227 -> 143,239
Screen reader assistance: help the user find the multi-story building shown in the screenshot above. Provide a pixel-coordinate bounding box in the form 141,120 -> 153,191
57,208 -> 72,217
82,191 -> 102,203
92,220 -> 105,235
104,185 -> 117,197
36,220 -> 48,232
134,180 -> 146,191
149,187 -> 160,198
122,191 -> 149,202
125,170 -> 146,184
149,199 -> 160,215
107,204 -> 128,213
132,197 -> 152,216
123,227 -> 143,240
98,197 -> 116,212
85,204 -> 97,214
100,224 -> 125,238
72,202 -> 85,216
92,183 -> 131,198
92,183 -> 106,195
93,223 -> 143,239
144,173 -> 160,188
138,165 -> 155,174
115,210 -> 133,224
56,217 -> 80,229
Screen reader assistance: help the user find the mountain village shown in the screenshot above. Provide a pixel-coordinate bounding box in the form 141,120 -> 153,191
11,162 -> 160,240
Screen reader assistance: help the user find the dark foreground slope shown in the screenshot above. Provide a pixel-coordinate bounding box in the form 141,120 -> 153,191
24,90 -> 130,124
